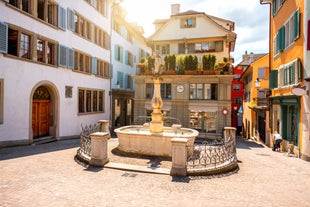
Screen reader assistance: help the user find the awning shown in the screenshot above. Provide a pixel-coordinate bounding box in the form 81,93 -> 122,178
248,100 -> 257,109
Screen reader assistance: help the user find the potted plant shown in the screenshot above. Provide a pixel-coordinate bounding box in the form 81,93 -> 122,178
184,55 -> 198,75
202,54 -> 216,75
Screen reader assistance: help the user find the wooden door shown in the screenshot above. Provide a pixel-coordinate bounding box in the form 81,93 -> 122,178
32,100 -> 50,138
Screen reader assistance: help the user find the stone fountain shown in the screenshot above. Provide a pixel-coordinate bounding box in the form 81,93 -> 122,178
114,54 -> 199,157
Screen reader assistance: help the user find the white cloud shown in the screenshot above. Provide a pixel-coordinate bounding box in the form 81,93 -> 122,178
122,0 -> 270,64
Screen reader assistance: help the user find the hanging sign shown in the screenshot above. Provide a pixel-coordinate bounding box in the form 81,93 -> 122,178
292,83 -> 307,96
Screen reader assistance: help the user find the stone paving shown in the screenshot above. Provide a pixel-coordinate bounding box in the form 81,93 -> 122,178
0,138 -> 310,207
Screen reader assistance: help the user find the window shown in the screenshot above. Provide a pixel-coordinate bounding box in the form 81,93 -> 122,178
36,39 -> 44,63
114,45 -> 123,62
278,58 -> 301,87
47,1 -> 57,26
5,25 -> 57,64
20,33 -> 31,59
274,9 -> 300,55
117,71 -> 124,88
85,0 -> 106,16
78,88 -> 105,114
194,41 -> 223,53
74,50 -> 92,73
155,44 -> 170,56
181,17 -> 196,28
272,0 -> 285,16
234,97 -> 242,105
0,79 -> 3,124
190,83 -> 217,100
258,67 -> 267,79
7,27 -> 32,59
233,84 -> 240,91
145,83 -> 171,99
8,0 -> 31,14
96,59 -> 108,78
125,50 -> 133,66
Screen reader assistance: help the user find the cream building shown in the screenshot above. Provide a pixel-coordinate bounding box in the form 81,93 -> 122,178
133,4 -> 236,133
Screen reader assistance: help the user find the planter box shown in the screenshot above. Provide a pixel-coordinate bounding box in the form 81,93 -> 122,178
185,70 -> 197,75
203,70 -> 215,75
163,70 -> 176,75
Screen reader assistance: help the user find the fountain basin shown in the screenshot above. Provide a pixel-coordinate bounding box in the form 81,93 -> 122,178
114,125 -> 199,157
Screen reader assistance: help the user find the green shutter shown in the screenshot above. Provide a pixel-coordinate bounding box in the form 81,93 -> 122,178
278,27 -> 285,52
114,45 -> 118,60
125,50 -> 128,65
269,70 -> 278,89
0,22 -> 8,54
294,9 -> 300,40
272,0 -> 276,16
120,47 -> 123,63
297,58 -> 302,81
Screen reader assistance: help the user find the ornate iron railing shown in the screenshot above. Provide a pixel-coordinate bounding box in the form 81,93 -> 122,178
77,124 -> 99,160
187,135 -> 236,170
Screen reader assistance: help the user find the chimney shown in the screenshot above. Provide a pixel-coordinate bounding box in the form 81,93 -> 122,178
171,4 -> 180,16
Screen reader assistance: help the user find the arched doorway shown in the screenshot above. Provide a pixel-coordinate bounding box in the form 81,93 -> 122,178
32,86 -> 51,139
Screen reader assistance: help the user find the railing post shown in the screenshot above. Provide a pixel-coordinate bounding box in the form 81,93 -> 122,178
98,120 -> 110,135
89,132 -> 110,167
170,138 -> 188,177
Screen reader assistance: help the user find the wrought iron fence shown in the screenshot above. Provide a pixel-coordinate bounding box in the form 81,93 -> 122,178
77,124 -> 99,160
187,135 -> 236,170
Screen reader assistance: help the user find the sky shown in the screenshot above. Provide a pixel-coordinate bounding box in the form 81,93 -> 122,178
121,0 -> 270,65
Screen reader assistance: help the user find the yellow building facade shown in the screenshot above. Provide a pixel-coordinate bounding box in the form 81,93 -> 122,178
240,54 -> 269,145
261,0 -> 309,160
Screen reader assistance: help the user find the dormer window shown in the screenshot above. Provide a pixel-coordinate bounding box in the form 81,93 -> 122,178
181,17 -> 196,28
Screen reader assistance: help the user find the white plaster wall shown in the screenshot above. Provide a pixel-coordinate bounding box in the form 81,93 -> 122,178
153,16 -> 230,41
0,56 -> 110,141
0,1 -> 111,142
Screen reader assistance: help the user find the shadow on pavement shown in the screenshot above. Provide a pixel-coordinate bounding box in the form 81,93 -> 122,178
0,138 -> 80,161
236,139 -> 265,150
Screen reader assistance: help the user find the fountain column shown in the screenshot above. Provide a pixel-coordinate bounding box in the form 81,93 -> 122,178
150,75 -> 164,133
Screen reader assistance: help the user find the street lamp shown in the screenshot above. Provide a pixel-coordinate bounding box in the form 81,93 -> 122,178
255,78 -> 261,89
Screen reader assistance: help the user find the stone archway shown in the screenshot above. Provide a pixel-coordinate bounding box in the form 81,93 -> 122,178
30,82 -> 59,141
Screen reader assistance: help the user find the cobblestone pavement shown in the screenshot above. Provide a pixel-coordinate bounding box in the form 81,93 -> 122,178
0,138 -> 310,207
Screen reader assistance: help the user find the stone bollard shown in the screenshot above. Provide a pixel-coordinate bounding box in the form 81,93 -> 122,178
224,127 -> 237,153
170,138 -> 188,177
89,132 -> 110,167
98,120 -> 110,136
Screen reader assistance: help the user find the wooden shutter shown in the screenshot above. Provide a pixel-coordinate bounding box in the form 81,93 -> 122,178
58,44 -> 67,67
67,8 -> 75,31
272,0 -> 276,16
0,22 -> 8,54
67,48 -> 74,68
58,6 -> 66,30
91,57 -> 97,74
120,47 -> 123,63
